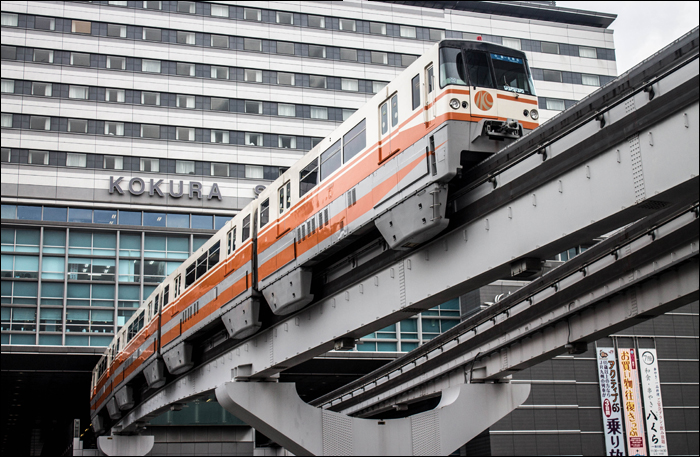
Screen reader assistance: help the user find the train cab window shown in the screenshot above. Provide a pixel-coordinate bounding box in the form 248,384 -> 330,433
343,119 -> 366,162
185,263 -> 196,287
490,53 -> 535,96
208,241 -> 220,267
391,94 -> 398,127
412,75 -> 420,110
278,182 -> 291,214
260,199 -> 270,227
196,252 -> 208,279
163,285 -> 169,307
439,47 -> 467,88
299,159 -> 318,197
465,51 -> 494,89
174,274 -> 181,298
320,140 -> 341,181
227,227 -> 236,254
242,215 -> 251,241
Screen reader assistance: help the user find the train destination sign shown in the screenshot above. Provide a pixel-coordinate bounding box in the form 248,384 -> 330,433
109,176 -> 222,200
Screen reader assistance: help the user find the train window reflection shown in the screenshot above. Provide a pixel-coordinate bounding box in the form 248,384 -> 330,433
242,215 -> 251,241
299,160 -> 318,197
490,53 -> 535,96
320,140 -> 341,181
465,51 -> 494,89
439,47 -> 467,88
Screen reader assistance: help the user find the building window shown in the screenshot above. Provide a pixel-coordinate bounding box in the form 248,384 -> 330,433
1,13 -> 18,27
579,47 -> 597,59
245,133 -> 262,146
278,103 -> 295,117
33,49 -> 54,63
142,60 -> 161,73
177,62 -> 195,76
177,94 -> 194,108
244,100 -> 262,114
341,78 -> 358,91
402,55 -> 417,67
309,75 -> 326,89
373,81 -> 387,93
309,45 -> 326,58
211,35 -> 228,48
176,127 -> 194,141
541,42 -> 560,54
0,113 -> 10,127
244,8 -> 260,21
502,37 -> 521,50
244,69 -> 262,82
277,42 -> 295,55
176,160 -> 195,174
211,66 -> 229,79
106,56 -> 126,70
370,22 -> 386,35
104,122 -> 124,135
142,28 -> 162,41
140,158 -> 159,172
67,119 -> 88,133
177,31 -> 195,45
35,17 -> 56,31
310,107 -> 328,120
244,38 -> 262,52
277,72 -> 294,85
582,74 -> 600,86
276,12 -> 293,25
1,46 -> 17,60
339,19 -> 356,32
70,52 -> 90,66
400,25 -> 416,38
104,155 -> 124,169
463,32 -> 480,41
177,1 -> 195,14
143,1 -> 162,10
105,88 -> 125,103
1,148 -> 10,162
211,130 -> 229,143
278,135 -> 296,149
30,116 -> 50,130
429,29 -> 444,41
110,1 -> 127,6
542,69 -> 562,83
211,163 -> 229,177
71,20 -> 91,34
1,79 -> 14,93
28,150 -> 49,164
140,125 -> 160,139
211,97 -> 229,111
371,52 -> 388,65
66,152 -> 87,166
107,24 -> 126,38
342,109 -> 354,121
545,99 -> 566,111
245,165 -> 263,179
340,48 -> 357,61
308,15 -> 325,28
32,82 -> 52,97
141,92 -> 160,105
69,86 -> 89,99
210,4 -> 228,17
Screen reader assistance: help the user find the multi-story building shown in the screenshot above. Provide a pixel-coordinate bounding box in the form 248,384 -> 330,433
7,2 -> 693,457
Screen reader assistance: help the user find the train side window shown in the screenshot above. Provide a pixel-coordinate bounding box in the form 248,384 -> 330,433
343,119 -> 366,163
391,94 -> 398,127
285,182 -> 291,210
278,182 -> 291,214
163,285 -> 169,307
465,51 -> 494,88
412,75 -> 420,110
299,159 -> 318,197
174,274 -> 181,298
278,186 -> 285,215
260,199 -> 270,227
242,215 -> 251,241
380,102 -> 388,135
320,140 -> 341,181
153,294 -> 159,315
227,227 -> 236,254
427,66 -> 434,93
185,263 -> 196,287
196,252 -> 208,279
208,241 -> 220,267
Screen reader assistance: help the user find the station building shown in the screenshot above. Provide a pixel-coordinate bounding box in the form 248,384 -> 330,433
3,1 -> 695,456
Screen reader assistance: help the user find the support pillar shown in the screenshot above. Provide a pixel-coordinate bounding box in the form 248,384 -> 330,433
215,381 -> 530,456
97,434 -> 154,456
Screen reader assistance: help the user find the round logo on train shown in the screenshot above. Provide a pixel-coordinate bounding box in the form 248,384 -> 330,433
474,91 -> 494,111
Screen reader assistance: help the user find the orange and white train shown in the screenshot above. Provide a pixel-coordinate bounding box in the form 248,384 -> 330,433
90,39 -> 539,432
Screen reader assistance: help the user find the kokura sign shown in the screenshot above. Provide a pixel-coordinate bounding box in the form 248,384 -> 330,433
109,176 -> 222,201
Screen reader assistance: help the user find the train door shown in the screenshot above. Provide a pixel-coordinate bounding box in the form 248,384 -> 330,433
424,64 -> 436,124
466,50 -> 498,121
378,93 -> 399,162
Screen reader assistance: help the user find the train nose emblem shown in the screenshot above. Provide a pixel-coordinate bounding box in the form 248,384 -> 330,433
474,91 -> 494,111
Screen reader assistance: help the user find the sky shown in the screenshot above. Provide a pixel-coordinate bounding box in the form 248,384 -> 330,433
557,1 -> 699,74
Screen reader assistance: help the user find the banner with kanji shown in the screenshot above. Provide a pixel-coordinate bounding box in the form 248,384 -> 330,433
639,349 -> 668,455
597,347 -> 626,456
619,348 -> 647,456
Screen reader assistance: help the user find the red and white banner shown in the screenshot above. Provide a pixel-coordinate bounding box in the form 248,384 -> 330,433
619,348 -> 647,456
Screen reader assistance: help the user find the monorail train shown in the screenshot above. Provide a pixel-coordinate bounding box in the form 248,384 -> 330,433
90,39 -> 538,432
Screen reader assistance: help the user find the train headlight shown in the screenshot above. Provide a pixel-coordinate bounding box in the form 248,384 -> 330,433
530,109 -> 539,120
449,98 -> 461,110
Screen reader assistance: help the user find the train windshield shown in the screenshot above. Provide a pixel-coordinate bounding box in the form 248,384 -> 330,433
439,47 -> 467,87
490,53 -> 536,96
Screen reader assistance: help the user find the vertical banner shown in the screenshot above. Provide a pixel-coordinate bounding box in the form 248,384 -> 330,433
639,349 -> 668,456
619,348 -> 647,456
597,347 -> 626,456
